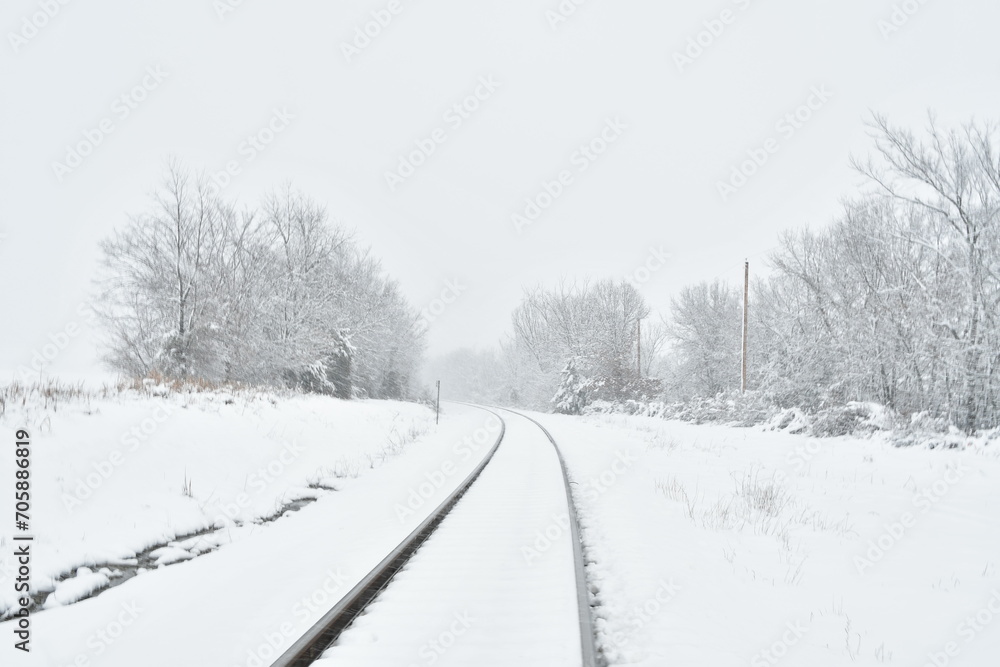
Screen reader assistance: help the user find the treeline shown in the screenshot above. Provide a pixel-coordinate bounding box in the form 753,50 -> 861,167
430,114 -> 1000,432
95,163 -> 423,399
666,114 -> 1000,431
426,280 -> 665,410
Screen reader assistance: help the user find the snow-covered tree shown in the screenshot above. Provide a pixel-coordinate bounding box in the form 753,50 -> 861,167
95,163 -> 424,399
510,279 -> 659,405
552,358 -> 587,415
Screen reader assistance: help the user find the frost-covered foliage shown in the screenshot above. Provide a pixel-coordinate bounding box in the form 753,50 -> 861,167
511,280 -> 658,379
504,280 -> 666,407
664,114 -> 1000,432
552,359 -> 587,415
429,115 -> 1000,428
581,376 -> 664,404
427,280 -> 665,410
583,390 -> 1000,448
94,163 -> 423,399
583,391 -> 774,428
663,280 -> 743,398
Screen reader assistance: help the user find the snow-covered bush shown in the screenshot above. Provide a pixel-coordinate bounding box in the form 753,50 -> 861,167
552,359 -> 587,415
582,388 -> 999,449
809,402 -> 901,437
582,376 -> 663,404
766,407 -> 811,434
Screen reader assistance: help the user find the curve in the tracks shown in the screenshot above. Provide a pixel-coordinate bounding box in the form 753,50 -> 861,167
273,404 -> 599,667
497,407 -> 599,667
271,406 -> 506,667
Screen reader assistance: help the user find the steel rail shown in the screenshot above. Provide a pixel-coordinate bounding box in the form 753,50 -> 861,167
498,407 -> 601,667
271,406 -> 506,667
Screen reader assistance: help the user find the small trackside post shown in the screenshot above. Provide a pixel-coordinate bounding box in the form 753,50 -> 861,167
435,380 -> 441,424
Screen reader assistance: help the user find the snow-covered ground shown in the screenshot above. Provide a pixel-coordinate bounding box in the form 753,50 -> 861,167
0,384 -> 433,615
532,411 -> 1000,667
315,410 -> 582,666
3,387 -> 998,667
0,385 -> 502,666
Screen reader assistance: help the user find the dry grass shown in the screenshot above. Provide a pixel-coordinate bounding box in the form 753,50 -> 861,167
656,470 -> 792,534
654,476 -> 690,503
181,470 -> 194,498
386,421 -> 429,452
0,379 -> 91,418
646,429 -> 680,452
115,371 -> 286,402
733,470 -> 791,517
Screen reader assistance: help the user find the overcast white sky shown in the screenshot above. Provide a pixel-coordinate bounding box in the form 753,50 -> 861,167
2,0 -> 998,383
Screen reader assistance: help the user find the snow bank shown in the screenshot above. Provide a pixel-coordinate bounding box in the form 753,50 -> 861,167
0,380 -> 437,618
534,411 -> 1000,666
586,392 -> 1000,449
43,568 -> 110,608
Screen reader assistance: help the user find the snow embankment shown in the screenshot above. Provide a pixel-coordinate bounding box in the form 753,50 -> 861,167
0,382 -> 438,616
535,412 -> 1000,667
0,386 -> 503,667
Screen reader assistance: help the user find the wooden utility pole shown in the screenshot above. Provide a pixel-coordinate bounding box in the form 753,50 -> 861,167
741,260 -> 749,393
435,380 -> 441,424
636,318 -> 642,378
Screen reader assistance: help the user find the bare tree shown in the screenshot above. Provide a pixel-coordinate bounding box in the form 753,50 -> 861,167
666,280 -> 742,398
96,161 -> 227,378
95,164 -> 425,399
509,279 -> 652,404
853,113 -> 1000,429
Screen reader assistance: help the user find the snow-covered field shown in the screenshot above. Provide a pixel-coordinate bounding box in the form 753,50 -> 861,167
0,383 -> 435,616
533,411 -> 1000,667
0,384 -> 503,666
3,386 -> 998,667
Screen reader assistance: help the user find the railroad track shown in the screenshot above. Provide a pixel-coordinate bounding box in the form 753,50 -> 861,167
272,405 -> 599,667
